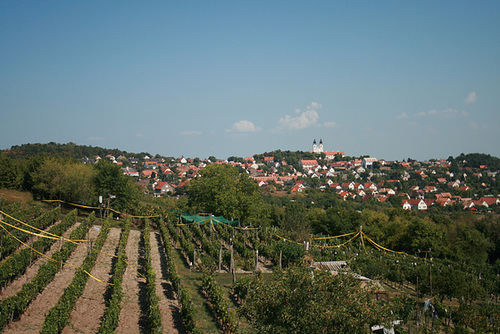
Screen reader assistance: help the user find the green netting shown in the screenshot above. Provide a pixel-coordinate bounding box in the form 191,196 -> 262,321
181,214 -> 238,225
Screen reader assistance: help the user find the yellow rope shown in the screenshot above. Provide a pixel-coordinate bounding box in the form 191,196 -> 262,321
0,210 -> 85,244
42,200 -> 161,218
0,222 -> 112,285
311,231 -> 358,240
361,232 -> 407,255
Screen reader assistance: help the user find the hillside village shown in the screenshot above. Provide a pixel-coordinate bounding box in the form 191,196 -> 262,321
80,140 -> 500,213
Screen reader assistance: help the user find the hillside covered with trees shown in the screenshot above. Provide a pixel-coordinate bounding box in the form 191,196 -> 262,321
1,142 -> 500,333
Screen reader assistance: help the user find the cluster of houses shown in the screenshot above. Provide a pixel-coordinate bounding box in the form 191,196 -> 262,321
290,157 -> 498,211
82,141 -> 499,212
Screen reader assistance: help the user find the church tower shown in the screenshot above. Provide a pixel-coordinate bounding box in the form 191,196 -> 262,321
312,139 -> 323,153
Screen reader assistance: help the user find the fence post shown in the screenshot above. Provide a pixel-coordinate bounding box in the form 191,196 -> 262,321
219,245 -> 223,272
255,249 -> 259,272
279,250 -> 282,270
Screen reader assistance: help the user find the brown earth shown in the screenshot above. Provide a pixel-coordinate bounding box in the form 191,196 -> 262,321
1,225 -> 186,334
0,222 -> 80,299
62,226 -> 121,334
3,225 -> 101,334
116,229 -> 146,333
150,231 -> 185,334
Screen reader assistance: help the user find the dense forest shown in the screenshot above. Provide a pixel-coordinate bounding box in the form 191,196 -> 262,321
2,142 -> 154,160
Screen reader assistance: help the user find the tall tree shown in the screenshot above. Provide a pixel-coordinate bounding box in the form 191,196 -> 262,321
93,160 -> 139,212
187,164 -> 262,222
31,157 -> 95,205
242,267 -> 392,333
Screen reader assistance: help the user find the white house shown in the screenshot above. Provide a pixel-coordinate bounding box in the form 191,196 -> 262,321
362,157 -> 378,169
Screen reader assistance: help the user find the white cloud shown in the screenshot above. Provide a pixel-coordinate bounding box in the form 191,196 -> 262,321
464,92 -> 477,104
322,121 -> 337,128
396,112 -> 408,119
278,109 -> 319,130
275,102 -> 333,131
417,108 -> 468,117
135,133 -> 144,138
87,136 -> 103,141
180,130 -> 202,136
226,120 -> 261,133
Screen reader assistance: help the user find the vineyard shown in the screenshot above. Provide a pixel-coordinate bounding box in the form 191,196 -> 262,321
1,199 -> 499,333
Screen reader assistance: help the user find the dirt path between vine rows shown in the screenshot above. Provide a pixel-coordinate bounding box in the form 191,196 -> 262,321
3,225 -> 101,334
62,227 -> 121,334
116,229 -> 146,333
150,231 -> 185,334
0,223 -> 80,299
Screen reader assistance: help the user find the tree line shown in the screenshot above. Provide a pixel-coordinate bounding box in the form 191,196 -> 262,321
0,153 -> 139,211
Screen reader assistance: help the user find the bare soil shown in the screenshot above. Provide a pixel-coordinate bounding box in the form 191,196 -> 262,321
0,223 -> 80,299
1,226 -> 186,334
116,229 -> 146,333
3,225 -> 101,334
62,227 -> 121,334
150,231 -> 185,334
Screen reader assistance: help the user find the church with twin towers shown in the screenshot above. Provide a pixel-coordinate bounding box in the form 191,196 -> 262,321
311,139 -> 345,160
312,139 -> 324,154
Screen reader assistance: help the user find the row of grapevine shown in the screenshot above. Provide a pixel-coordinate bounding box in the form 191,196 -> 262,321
0,202 -> 43,258
178,225 -> 196,266
142,220 -> 163,333
190,223 -> 230,270
200,223 -> 264,271
97,217 -> 131,333
157,218 -> 201,334
0,210 -> 85,331
0,209 -> 74,287
40,212 -> 105,333
0,207 -> 60,261
201,271 -> 238,333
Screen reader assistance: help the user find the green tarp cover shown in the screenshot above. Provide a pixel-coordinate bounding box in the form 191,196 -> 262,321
181,214 -> 238,225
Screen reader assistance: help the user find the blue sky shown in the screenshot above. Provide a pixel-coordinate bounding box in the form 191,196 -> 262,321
1,1 -> 499,161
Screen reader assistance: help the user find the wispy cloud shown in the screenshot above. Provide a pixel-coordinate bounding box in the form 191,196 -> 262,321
135,133 -> 144,138
417,108 -> 468,117
464,92 -> 477,104
226,120 -> 261,133
274,102 -> 334,131
396,112 -> 408,119
322,121 -> 336,128
180,130 -> 202,136
87,136 -> 103,141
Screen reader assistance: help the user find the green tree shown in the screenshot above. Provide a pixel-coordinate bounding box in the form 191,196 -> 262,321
0,153 -> 24,189
242,267 -> 392,333
94,160 -> 139,212
31,157 -> 95,205
187,164 -> 262,222
283,202 -> 310,238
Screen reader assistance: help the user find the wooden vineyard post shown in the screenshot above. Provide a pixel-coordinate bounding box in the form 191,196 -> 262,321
255,249 -> 259,272
219,245 -> 222,272
193,249 -> 196,269
230,238 -> 236,284
279,250 -> 282,270
210,217 -> 213,241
